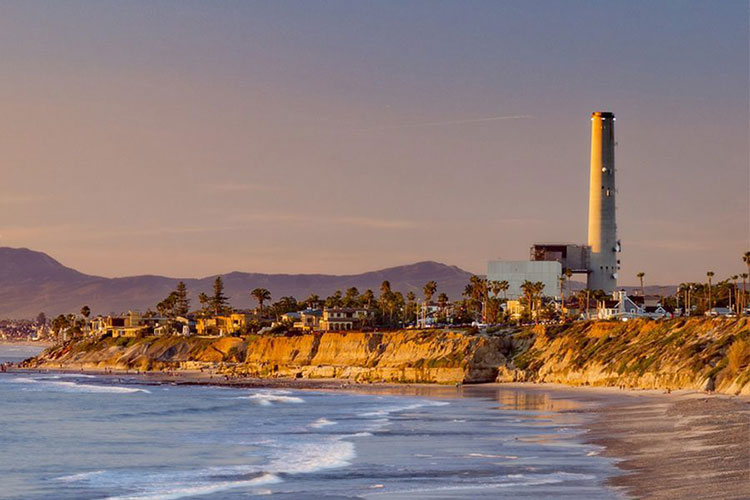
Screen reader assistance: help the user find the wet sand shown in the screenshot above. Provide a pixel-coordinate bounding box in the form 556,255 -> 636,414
13,367 -> 750,499
588,390 -> 750,500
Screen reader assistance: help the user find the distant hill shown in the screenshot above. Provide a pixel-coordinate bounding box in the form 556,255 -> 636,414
0,247 -> 475,318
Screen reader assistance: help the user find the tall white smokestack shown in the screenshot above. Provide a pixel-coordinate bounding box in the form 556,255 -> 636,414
587,111 -> 618,292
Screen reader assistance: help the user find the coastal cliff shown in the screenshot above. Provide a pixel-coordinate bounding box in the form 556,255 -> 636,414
23,319 -> 750,393
500,318 -> 750,395
24,330 -> 508,384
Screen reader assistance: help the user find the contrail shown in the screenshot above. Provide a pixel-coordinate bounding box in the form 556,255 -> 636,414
354,114 -> 532,132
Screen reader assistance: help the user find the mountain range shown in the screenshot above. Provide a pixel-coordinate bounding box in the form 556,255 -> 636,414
0,247 -> 678,318
0,247 -> 476,318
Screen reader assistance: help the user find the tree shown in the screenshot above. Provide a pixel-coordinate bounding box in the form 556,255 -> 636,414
36,312 -> 47,326
744,251 -> 750,276
423,281 -> 437,303
344,287 -> 360,307
361,289 -> 375,309
405,291 -> 417,324
706,271 -> 715,311
379,281 -> 396,325
198,292 -> 211,317
325,290 -> 343,308
520,281 -> 544,323
174,281 -> 190,316
211,277 -> 230,316
80,306 -> 91,334
741,273 -> 749,312
304,294 -> 320,309
636,272 -> 645,297
251,288 -> 272,317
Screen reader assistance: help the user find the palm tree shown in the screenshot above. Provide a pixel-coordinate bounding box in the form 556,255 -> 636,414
80,305 -> 91,335
731,275 -> 739,315
636,272 -> 645,297
706,271 -> 715,311
423,281 -> 437,303
744,251 -> 750,276
304,294 -> 320,309
499,280 -> 509,300
741,273 -> 749,313
520,281 -> 544,323
251,288 -> 272,318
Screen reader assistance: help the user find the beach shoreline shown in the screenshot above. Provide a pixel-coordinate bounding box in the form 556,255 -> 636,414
9,365 -> 750,499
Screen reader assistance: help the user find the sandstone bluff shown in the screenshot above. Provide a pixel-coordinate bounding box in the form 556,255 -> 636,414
25,319 -> 750,395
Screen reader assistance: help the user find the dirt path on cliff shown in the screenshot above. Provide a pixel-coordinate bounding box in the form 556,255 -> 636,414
588,392 -> 750,500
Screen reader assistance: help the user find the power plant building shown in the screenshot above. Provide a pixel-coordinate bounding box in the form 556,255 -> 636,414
486,261 -> 562,300
488,111 -> 620,296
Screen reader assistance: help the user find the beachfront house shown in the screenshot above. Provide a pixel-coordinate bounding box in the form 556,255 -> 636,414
319,308 -> 372,331
292,309 -> 323,331
196,312 -> 253,336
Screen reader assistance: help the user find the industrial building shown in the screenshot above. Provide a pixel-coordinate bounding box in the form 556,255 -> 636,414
488,111 -> 621,296
487,261 -> 562,300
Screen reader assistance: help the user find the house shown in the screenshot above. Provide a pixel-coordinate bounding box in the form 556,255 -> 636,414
281,311 -> 301,323
319,308 -> 371,331
597,291 -> 643,320
90,312 -> 150,338
196,312 -> 253,336
293,309 -> 323,331
642,305 -> 672,319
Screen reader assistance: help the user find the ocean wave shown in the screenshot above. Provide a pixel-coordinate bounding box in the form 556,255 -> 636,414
56,470 -> 107,482
104,473 -> 281,500
240,392 -> 305,406
268,439 -> 355,474
5,377 -> 149,394
309,417 -> 336,428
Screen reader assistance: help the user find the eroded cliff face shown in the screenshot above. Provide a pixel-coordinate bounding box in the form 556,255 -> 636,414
25,330 -> 508,384
499,318 -> 750,395
23,319 -> 750,392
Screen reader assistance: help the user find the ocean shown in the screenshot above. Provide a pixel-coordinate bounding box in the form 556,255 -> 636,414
0,345 -> 621,499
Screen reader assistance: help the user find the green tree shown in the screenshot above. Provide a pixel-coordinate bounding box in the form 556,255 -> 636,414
198,292 -> 211,317
303,294 -> 320,309
36,312 -> 47,326
379,281 -> 396,325
423,281 -> 437,303
325,290 -> 343,308
361,289 -> 375,309
174,281 -> 190,316
210,277 -> 231,316
405,291 -> 417,324
251,288 -> 272,317
344,287 -> 360,307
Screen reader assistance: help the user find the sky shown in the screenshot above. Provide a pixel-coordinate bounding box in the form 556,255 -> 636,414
1,1 -> 748,285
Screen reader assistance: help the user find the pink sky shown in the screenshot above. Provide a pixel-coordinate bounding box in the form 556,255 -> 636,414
1,2 -> 748,285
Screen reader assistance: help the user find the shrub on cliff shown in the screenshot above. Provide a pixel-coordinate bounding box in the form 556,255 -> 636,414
728,338 -> 750,375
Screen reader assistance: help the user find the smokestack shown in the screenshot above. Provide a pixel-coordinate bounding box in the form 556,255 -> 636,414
587,111 -> 618,293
